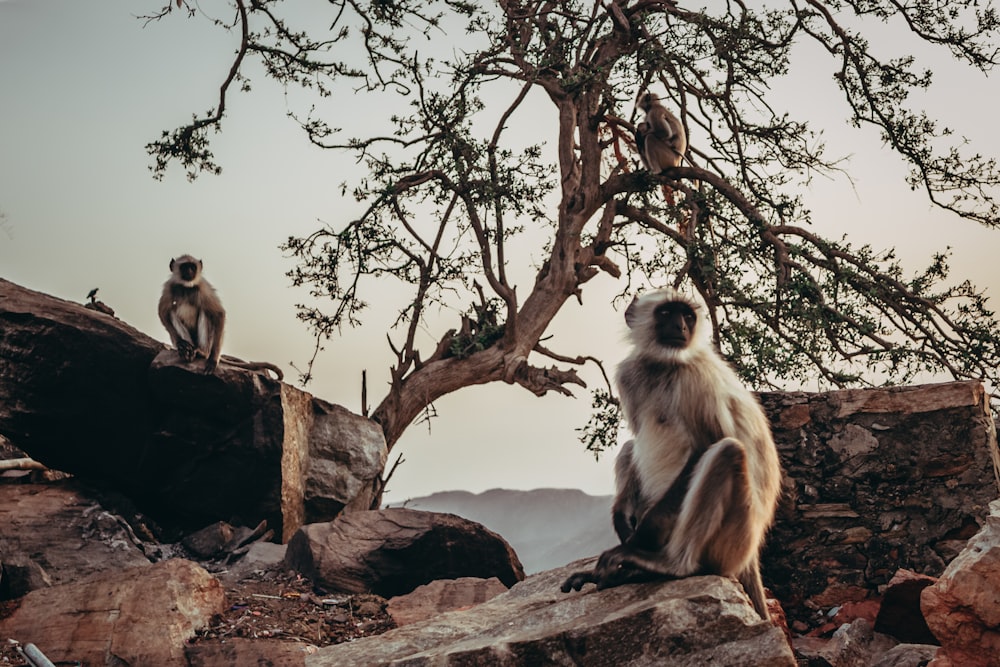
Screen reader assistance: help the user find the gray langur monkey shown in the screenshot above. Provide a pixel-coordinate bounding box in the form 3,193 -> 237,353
561,288 -> 782,620
158,255 -> 283,381
635,91 -> 687,173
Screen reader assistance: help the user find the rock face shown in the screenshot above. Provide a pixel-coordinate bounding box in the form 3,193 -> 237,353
0,481 -> 150,596
921,498 -> 1000,667
307,558 -> 797,666
0,278 -> 386,540
0,559 -> 225,667
285,508 -> 525,597
759,381 -> 999,622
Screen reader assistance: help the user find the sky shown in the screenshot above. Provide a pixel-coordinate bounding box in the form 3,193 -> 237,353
1,1 -> 998,504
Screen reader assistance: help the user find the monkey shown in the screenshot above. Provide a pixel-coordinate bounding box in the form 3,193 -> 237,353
158,254 -> 284,381
635,91 -> 687,173
561,288 -> 782,620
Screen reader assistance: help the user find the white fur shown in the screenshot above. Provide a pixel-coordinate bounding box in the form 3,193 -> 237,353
617,287 -> 782,578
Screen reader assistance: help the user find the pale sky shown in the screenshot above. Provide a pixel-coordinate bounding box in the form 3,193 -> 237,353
1,1 -> 998,504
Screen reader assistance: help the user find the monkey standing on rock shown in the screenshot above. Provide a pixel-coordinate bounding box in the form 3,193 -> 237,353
561,288 -> 782,620
158,254 -> 283,381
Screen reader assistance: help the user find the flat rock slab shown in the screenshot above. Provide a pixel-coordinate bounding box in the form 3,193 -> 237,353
307,559 -> 796,667
186,637 -> 313,666
0,558 -> 225,666
387,576 -> 509,626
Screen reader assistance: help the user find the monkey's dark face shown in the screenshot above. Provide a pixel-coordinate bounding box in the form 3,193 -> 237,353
177,261 -> 199,282
653,301 -> 696,349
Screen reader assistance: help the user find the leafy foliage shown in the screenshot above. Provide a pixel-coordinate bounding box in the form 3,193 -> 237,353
145,1 -> 1000,456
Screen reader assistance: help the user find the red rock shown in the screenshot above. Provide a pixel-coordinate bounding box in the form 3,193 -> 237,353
0,559 -> 225,666
922,500 -> 1000,667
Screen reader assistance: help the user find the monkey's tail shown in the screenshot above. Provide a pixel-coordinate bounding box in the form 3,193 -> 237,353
737,559 -> 770,621
219,356 -> 284,382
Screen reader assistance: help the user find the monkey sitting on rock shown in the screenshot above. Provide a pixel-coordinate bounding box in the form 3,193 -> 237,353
561,288 -> 782,619
158,254 -> 283,381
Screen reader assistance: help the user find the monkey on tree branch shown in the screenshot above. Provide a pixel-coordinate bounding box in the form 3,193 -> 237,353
143,1 -> 1000,495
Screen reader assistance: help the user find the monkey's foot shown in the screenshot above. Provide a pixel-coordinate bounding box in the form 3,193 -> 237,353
177,341 -> 196,362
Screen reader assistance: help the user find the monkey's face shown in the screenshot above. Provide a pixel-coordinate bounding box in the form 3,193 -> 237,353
170,255 -> 203,285
177,261 -> 199,282
654,301 -> 696,349
625,289 -> 708,362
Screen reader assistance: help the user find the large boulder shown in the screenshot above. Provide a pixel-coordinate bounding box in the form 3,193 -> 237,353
0,559 -> 225,667
0,278 -> 386,540
147,350 -> 387,541
285,508 -> 525,597
921,498 -> 1000,667
307,558 -> 797,666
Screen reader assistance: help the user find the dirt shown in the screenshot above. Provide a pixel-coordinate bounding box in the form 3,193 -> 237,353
197,566 -> 396,646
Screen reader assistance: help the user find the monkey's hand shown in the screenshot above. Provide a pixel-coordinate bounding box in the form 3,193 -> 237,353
203,358 -> 218,374
177,340 -> 196,362
560,570 -> 598,593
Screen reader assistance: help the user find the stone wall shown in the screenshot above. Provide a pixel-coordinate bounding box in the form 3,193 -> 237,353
759,381 -> 999,623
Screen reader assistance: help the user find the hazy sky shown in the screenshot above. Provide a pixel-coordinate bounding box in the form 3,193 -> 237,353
2,1 -> 998,504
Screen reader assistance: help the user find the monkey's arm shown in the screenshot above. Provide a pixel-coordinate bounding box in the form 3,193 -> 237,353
167,313 -> 198,361
646,108 -> 675,139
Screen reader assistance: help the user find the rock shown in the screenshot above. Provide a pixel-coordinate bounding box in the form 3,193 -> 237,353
806,599 -> 883,638
793,618 -> 898,667
0,481 -> 149,597
147,350 -> 387,541
308,558 -> 796,666
284,508 -> 525,597
0,553 -> 51,599
759,381 -> 1000,628
296,398 -> 388,524
871,643 -> 939,667
182,520 -> 237,558
0,559 -> 225,667
0,278 -> 161,473
217,540 -> 289,584
921,499 -> 1000,667
186,638 -> 314,666
386,577 -> 509,626
875,569 -> 938,645
395,488 -> 618,574
0,278 -> 387,540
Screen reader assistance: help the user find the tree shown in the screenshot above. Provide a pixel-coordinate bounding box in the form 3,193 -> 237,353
144,1 -> 1000,476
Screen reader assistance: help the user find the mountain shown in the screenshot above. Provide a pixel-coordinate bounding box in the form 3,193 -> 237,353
388,488 -> 618,574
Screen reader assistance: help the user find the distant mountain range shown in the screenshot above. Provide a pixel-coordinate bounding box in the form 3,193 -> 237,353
388,488 -> 618,574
